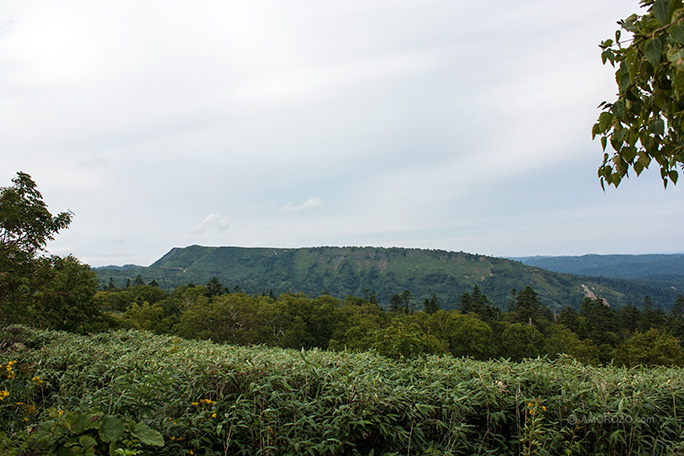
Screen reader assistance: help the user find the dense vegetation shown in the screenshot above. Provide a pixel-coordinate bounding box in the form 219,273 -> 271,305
97,245 -> 682,311
2,325 -> 684,455
90,280 -> 684,367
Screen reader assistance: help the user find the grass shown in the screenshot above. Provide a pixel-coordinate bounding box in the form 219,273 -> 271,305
1,325 -> 683,455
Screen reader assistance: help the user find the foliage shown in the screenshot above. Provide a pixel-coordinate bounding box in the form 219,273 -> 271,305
91,283 -> 684,367
593,0 -> 684,187
2,326 -> 684,455
614,327 -> 684,366
0,173 -> 72,326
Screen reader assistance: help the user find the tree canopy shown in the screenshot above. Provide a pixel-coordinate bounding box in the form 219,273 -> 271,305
593,0 -> 684,188
0,172 -> 102,331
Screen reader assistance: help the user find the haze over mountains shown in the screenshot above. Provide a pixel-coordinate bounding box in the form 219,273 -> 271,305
96,246 -> 684,312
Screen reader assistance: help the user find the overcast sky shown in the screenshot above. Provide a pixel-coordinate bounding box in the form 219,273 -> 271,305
1,0 -> 682,267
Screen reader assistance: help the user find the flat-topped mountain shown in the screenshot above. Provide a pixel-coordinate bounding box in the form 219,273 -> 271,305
96,245 -> 682,311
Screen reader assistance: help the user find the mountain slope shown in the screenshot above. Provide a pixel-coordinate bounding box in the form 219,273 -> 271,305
513,254 -> 684,283
97,245 -> 683,311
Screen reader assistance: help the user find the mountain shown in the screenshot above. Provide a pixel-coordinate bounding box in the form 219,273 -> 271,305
96,245 -> 683,311
513,254 -> 684,283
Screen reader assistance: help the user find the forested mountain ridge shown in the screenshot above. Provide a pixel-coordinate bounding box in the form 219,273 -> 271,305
513,253 -> 684,282
96,245 -> 682,311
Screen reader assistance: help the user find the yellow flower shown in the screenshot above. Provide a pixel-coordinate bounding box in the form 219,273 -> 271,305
57,410 -> 64,416
211,413 -> 217,418
32,376 -> 42,384
191,402 -> 199,407
0,390 -> 9,400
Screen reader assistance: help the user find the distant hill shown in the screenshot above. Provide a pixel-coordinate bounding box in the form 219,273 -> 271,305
96,246 -> 683,311
513,254 -> 684,284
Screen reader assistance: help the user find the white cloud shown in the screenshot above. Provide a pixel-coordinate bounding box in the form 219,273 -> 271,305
191,213 -> 231,234
280,197 -> 324,212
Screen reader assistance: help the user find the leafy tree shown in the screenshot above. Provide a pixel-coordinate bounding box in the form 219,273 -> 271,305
543,324 -> 601,365
499,322 -> 544,361
368,321 -> 447,359
0,172 -> 72,327
425,310 -> 493,359
614,328 -> 684,367
34,255 -> 103,333
593,0 -> 684,187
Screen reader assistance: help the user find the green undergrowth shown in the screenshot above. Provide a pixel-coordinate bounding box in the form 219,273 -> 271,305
1,325 -> 683,455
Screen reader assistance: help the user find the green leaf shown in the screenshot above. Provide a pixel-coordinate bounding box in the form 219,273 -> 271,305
79,435 -> 98,451
634,160 -> 645,175
598,111 -> 614,133
99,415 -> 124,444
645,38 -> 663,66
669,170 -> 679,183
651,117 -> 666,135
667,49 -> 684,69
131,423 -> 164,447
671,23 -> 684,43
654,0 -> 671,25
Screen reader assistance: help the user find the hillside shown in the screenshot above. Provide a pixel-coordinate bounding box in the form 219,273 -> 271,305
514,253 -> 684,282
96,245 -> 682,311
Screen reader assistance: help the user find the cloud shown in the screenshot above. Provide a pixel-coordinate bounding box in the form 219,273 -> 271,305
280,197 -> 324,212
191,213 -> 231,234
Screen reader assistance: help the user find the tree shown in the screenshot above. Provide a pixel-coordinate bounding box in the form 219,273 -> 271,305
425,310 -> 493,359
423,293 -> 441,315
206,277 -> 223,297
508,286 -> 541,325
35,255 -> 102,333
593,0 -> 684,188
0,172 -> 72,326
614,328 -> 684,367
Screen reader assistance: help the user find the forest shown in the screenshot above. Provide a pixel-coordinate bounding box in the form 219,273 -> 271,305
92,279 -> 684,367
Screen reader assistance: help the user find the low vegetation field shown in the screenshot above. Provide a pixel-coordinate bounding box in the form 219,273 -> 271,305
1,325 -> 683,455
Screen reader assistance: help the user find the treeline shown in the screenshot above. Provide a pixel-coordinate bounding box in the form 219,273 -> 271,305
92,277 -> 684,367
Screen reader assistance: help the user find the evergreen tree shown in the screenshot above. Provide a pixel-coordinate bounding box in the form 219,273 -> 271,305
509,286 -> 541,325
424,293 -> 440,315
207,277 -> 223,297
389,293 -> 403,313
458,292 -> 473,314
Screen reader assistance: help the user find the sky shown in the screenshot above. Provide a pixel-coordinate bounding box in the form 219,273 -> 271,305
1,0 -> 683,267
